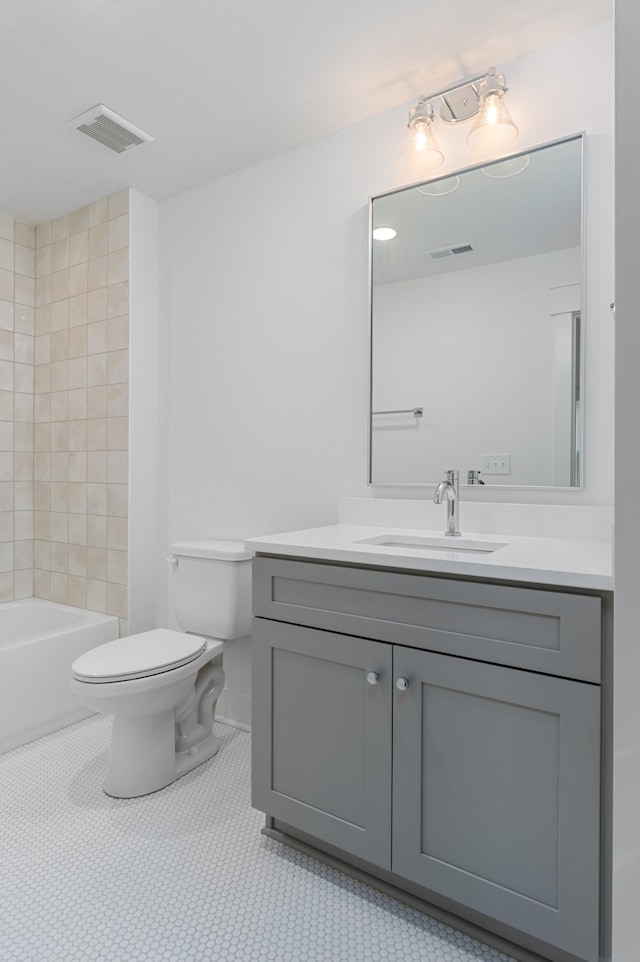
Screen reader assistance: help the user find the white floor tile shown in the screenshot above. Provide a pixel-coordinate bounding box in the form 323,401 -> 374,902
0,716 -> 515,962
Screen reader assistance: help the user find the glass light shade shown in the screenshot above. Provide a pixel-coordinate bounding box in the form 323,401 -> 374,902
466,91 -> 518,151
416,175 -> 460,196
398,121 -> 444,178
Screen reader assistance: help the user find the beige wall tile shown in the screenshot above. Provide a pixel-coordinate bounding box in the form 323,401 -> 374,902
69,231 -> 88,266
107,450 -> 128,484
36,224 -> 51,249
69,207 -> 89,236
51,452 -> 68,481
69,263 -> 88,297
0,239 -> 13,271
68,544 -> 87,576
15,275 -> 35,308
107,483 -> 127,517
31,194 -> 127,612
89,223 -> 109,260
50,571 -> 68,603
52,215 -> 69,242
68,357 -> 88,390
52,239 -> 69,272
88,256 -> 109,292
0,270 -> 15,302
51,541 -> 68,573
68,575 -> 87,608
86,577 -> 106,613
88,321 -> 108,355
68,451 -> 87,482
108,282 -> 128,318
108,215 -> 129,253
88,287 -> 108,321
35,246 -> 52,278
108,416 -> 128,450
0,299 -> 15,332
68,513 -> 87,546
88,353 -> 108,386
109,190 -> 129,220
15,305 -> 35,336
15,245 -> 35,278
50,391 -> 68,422
15,393 -> 33,423
87,483 -> 107,515
87,514 -> 106,547
69,325 -> 87,358
0,215 -> 14,242
51,300 -> 68,331
107,582 -> 128,619
15,222 -> 35,250
69,293 -> 87,327
87,451 -> 107,482
68,388 -> 87,420
89,199 -> 109,227
33,568 -> 50,598
87,418 -> 107,450
107,549 -> 127,585
107,516 -> 128,551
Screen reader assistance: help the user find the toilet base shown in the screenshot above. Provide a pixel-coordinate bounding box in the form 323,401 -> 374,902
102,659 -> 226,799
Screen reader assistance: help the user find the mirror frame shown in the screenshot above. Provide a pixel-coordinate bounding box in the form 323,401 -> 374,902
367,132 -> 586,490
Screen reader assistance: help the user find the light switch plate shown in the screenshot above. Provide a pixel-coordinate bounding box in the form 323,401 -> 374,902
481,454 -> 512,475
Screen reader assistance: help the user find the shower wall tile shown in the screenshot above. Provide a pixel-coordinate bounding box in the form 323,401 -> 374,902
32,190 -> 129,626
0,212 -> 36,600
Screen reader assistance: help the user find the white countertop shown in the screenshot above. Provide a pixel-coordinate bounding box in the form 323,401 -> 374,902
245,524 -> 613,590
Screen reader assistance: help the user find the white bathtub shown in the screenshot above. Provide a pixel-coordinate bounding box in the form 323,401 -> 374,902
0,599 -> 119,754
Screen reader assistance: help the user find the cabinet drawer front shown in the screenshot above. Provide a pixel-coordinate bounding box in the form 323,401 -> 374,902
252,618 -> 393,870
392,646 -> 600,962
253,558 -> 601,682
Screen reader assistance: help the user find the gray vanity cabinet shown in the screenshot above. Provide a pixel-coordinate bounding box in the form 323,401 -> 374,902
252,557 -> 602,962
392,645 -> 601,962
251,618 -> 393,869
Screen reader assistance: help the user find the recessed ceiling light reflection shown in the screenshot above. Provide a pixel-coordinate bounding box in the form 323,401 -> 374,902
481,154 -> 530,178
372,227 -> 397,241
416,176 -> 460,196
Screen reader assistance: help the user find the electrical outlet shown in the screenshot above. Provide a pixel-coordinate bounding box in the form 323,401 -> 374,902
480,454 -> 512,475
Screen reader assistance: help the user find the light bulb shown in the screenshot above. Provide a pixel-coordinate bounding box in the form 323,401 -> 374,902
466,74 -> 518,152
398,99 -> 444,178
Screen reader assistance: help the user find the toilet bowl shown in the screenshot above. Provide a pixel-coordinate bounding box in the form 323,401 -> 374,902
71,540 -> 252,798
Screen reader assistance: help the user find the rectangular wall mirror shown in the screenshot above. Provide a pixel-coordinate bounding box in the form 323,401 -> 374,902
369,134 -> 584,488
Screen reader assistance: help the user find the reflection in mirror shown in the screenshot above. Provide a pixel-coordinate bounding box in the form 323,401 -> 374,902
369,135 -> 583,488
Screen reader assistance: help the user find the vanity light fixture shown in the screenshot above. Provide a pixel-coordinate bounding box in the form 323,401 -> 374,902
466,73 -> 518,150
400,69 -> 518,174
372,226 -> 398,241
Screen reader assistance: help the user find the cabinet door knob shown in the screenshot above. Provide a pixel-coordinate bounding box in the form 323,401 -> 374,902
366,671 -> 380,686
395,677 -> 409,691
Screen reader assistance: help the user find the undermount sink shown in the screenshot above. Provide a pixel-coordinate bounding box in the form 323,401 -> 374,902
354,534 -> 508,554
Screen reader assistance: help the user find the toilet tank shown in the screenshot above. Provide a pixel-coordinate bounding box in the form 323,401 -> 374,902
170,540 -> 252,639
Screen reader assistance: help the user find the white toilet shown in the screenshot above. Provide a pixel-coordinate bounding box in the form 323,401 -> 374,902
71,540 -> 252,798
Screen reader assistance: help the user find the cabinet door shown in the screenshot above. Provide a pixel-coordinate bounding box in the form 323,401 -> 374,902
392,646 -> 600,962
252,618 -> 393,869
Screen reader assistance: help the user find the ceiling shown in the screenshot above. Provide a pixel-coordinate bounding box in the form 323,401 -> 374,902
0,0 -> 611,223
372,137 -> 582,284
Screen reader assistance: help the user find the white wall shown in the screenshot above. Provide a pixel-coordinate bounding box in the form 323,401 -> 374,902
613,4 -> 640,961
128,190 -> 162,635
372,247 -> 581,485
159,21 -> 613,723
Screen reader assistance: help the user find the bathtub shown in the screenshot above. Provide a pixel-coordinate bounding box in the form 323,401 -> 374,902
0,599 -> 119,754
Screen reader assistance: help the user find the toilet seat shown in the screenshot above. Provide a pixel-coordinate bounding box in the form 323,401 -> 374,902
71,629 -> 207,684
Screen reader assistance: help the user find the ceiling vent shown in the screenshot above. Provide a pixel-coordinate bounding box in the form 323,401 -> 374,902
425,242 -> 475,260
67,105 -> 153,154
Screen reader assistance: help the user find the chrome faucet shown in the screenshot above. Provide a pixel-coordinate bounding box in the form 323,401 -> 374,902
433,470 -> 461,537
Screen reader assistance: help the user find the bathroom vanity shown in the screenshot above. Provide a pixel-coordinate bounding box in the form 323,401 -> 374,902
247,520 -> 613,962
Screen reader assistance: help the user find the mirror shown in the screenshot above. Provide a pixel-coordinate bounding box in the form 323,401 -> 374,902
369,135 -> 583,488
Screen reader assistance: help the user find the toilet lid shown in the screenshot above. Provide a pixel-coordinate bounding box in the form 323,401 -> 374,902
71,629 -> 207,683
